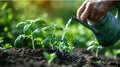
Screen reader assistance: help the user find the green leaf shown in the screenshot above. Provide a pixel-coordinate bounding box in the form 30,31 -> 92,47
34,19 -> 47,28
16,22 -> 26,28
23,24 -> 32,35
42,36 -> 51,45
4,43 -> 13,49
51,23 -> 63,30
105,50 -> 113,56
25,20 -> 31,24
0,40 -> 3,44
87,45 -> 94,51
42,26 -> 53,36
113,49 -> 119,55
32,29 -> 43,38
98,45 -> 102,49
43,52 -> 57,64
34,37 -> 43,45
87,41 -> 95,46
0,37 -> 3,43
14,34 -> 25,47
0,47 -> 5,50
42,26 -> 51,31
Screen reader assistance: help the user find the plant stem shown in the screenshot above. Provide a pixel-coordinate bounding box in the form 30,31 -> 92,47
96,48 -> 98,57
31,35 -> 35,50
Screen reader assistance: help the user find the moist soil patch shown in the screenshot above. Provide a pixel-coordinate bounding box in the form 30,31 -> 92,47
0,47 -> 120,67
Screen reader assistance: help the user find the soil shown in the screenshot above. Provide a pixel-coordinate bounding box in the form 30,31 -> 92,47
0,47 -> 120,67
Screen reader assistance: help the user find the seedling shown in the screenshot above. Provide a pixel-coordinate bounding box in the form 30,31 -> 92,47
113,49 -> 120,60
43,52 -> 57,64
96,60 -> 103,64
57,17 -> 74,53
105,49 -> 120,60
14,19 -> 47,50
113,49 -> 119,60
87,40 -> 102,57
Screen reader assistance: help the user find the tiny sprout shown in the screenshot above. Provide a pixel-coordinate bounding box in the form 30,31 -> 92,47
113,49 -> 120,60
43,52 -> 57,64
96,60 -> 103,64
87,40 -> 102,57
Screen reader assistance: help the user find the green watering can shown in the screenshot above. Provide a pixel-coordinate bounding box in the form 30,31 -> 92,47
72,6 -> 120,47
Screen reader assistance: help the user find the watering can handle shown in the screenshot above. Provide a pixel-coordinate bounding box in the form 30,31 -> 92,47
115,4 -> 120,19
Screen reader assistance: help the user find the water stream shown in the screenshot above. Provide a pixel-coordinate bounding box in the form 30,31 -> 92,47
61,18 -> 72,44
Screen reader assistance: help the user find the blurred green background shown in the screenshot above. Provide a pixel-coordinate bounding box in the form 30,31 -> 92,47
0,0 -> 120,58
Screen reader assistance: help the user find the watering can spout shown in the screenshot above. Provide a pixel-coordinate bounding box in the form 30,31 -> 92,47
72,12 -> 120,47
71,16 -> 99,34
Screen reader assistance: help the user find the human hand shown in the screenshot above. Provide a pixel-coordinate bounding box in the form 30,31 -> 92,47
77,0 -> 117,22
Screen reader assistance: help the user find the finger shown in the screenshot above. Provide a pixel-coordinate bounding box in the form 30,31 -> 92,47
89,3 -> 98,21
81,2 -> 92,21
77,1 -> 87,20
90,9 -> 96,21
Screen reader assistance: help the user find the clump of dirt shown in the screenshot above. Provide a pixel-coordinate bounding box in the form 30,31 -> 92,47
0,48 -> 120,67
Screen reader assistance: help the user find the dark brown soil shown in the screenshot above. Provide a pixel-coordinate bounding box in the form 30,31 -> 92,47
0,47 -> 120,67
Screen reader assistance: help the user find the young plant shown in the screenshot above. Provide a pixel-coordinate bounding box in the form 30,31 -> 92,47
43,52 -> 57,64
40,23 -> 74,53
105,49 -> 120,60
96,60 -> 104,64
113,49 -> 120,59
14,19 -> 47,50
87,40 -> 102,57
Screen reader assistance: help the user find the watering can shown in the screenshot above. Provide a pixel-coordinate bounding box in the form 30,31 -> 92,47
72,5 -> 120,47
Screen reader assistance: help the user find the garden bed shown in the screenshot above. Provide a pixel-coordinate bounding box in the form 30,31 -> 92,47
0,47 -> 120,67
